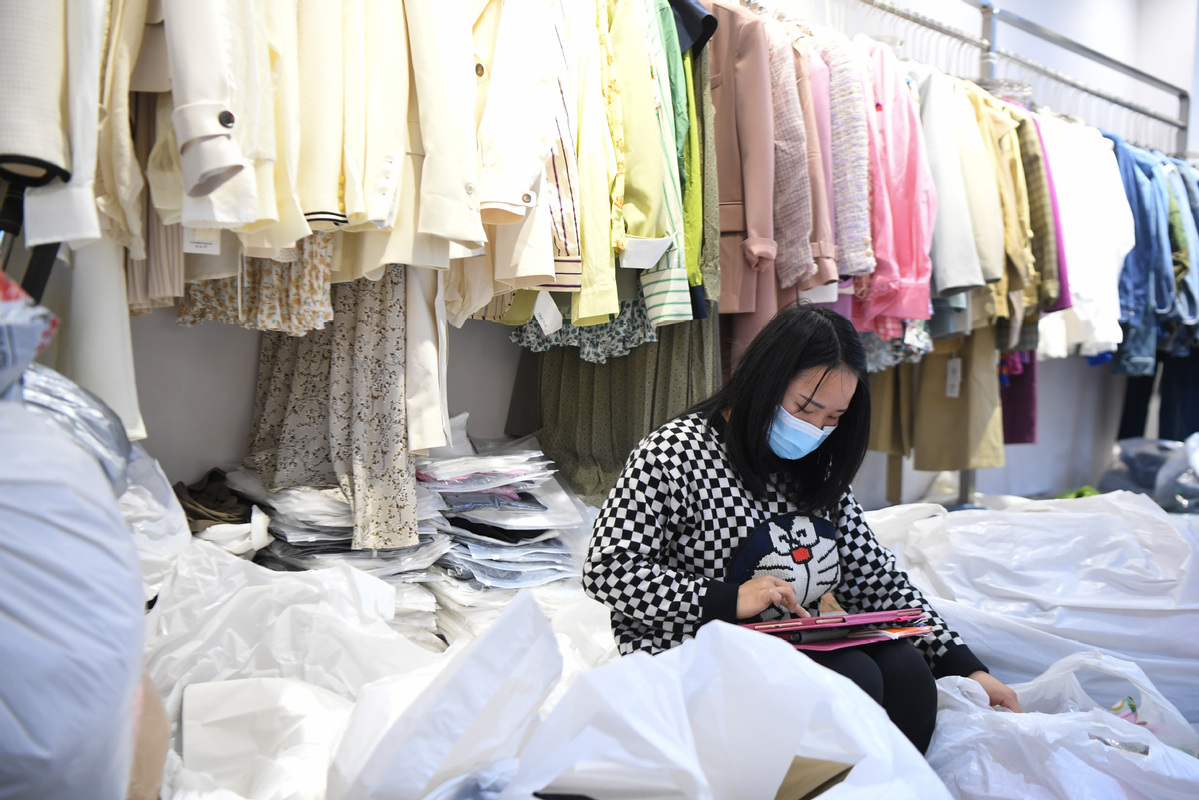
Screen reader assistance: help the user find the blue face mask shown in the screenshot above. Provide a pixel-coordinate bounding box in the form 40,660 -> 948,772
768,405 -> 835,460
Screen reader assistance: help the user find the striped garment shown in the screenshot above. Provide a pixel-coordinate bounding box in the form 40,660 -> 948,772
638,0 -> 693,327
532,0 -> 584,293
1015,108 -> 1059,310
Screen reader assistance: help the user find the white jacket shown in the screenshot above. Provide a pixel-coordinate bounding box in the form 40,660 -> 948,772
22,0 -> 105,250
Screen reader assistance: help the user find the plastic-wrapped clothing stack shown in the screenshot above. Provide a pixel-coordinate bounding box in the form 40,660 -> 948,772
212,435 -> 592,648
413,441 -> 594,644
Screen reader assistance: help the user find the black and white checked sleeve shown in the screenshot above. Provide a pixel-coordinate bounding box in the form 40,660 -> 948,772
583,432 -> 737,633
831,491 -> 987,678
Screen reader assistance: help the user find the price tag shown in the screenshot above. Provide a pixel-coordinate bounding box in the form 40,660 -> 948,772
903,321 -> 922,348
532,290 -> 563,336
183,227 -> 221,255
945,357 -> 962,399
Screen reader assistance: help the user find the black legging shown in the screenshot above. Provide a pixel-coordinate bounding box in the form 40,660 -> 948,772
805,639 -> 938,754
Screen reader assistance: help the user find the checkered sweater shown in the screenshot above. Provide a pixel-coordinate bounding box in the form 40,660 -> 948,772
584,413 -> 985,678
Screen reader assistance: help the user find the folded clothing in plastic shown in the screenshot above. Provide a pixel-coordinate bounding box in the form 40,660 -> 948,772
440,491 -> 548,513
446,517 -> 555,544
225,467 -> 353,529
255,533 -> 453,577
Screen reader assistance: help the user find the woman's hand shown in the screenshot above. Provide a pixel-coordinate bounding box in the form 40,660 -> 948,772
736,576 -> 809,619
969,670 -> 1022,712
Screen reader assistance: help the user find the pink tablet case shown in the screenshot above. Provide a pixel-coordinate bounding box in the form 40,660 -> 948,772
741,607 -> 930,651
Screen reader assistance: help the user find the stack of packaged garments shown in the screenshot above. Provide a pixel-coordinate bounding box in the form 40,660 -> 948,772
419,450 -> 583,586
423,570 -> 590,646
415,443 -> 594,643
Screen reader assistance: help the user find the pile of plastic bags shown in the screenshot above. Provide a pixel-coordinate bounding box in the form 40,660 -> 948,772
866,491 -> 1199,725
929,652 -> 1199,799
152,548 -> 951,800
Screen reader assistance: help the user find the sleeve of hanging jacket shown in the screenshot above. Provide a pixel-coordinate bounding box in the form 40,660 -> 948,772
730,4 -> 776,274
766,22 -> 814,288
404,0 -> 488,250
160,0 -> 248,197
476,0 -> 558,225
23,0 -> 107,249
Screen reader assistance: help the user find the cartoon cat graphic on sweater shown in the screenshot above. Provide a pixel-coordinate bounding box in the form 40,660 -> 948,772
726,513 -> 840,620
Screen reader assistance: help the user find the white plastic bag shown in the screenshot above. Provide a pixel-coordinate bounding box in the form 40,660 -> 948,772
1155,432 -> 1199,512
0,405 -> 144,800
327,593 -> 563,800
501,622 -> 951,800
1011,652 -> 1199,753
182,678 -> 353,800
927,652 -> 1199,800
866,492 -> 1199,723
120,443 -> 193,600
145,539 -> 444,729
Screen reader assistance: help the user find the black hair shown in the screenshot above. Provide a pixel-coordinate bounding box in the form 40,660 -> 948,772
691,303 -> 870,516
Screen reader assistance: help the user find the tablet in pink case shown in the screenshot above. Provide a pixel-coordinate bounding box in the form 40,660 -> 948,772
740,607 -> 931,651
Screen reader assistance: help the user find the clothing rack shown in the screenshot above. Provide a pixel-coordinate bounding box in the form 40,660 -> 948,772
843,0 -> 1192,506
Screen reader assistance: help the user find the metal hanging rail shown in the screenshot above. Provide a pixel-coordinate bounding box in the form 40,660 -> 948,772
976,2 -> 1190,156
991,48 -> 1185,131
856,0 -> 989,50
851,0 -> 1188,151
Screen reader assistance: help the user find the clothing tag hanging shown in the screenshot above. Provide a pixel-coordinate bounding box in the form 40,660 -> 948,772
620,236 -> 674,269
182,227 -> 221,255
532,291 -> 563,336
945,357 -> 963,399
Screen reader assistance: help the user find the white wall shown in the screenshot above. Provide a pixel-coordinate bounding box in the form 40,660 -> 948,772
127,0 -> 1199,505
131,307 -> 523,484
130,309 -> 260,484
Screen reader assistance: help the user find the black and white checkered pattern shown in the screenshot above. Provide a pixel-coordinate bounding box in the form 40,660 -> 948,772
583,413 -> 970,672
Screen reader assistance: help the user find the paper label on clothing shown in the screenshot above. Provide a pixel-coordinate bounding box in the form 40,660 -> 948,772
903,322 -> 922,349
532,291 -> 563,336
620,236 -> 675,270
183,227 -> 221,255
945,357 -> 963,399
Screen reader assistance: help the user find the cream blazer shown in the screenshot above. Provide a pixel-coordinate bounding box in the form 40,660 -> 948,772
162,0 -> 276,230
23,0 -> 106,251
331,0 -> 453,279
442,0 -> 561,325
405,0 -> 487,251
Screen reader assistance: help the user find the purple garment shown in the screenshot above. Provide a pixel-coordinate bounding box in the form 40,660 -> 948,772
1033,116 -> 1072,313
1001,351 -> 1037,444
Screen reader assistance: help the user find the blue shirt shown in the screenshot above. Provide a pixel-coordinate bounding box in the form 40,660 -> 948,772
1104,133 -> 1161,327
1129,145 -> 1178,320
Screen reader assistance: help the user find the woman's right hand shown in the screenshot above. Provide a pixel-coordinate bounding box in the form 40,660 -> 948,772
736,576 -> 806,619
